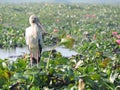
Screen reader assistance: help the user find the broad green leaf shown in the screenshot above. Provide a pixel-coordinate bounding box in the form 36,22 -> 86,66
2,62 -> 8,69
60,37 -> 75,48
90,73 -> 101,80
85,65 -> 95,73
13,73 -> 26,80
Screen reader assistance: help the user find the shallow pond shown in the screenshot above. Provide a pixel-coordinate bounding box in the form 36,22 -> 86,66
0,46 -> 78,61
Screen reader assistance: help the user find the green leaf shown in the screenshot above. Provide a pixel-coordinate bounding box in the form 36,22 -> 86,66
85,65 -> 95,73
2,62 -> 8,69
90,73 -> 101,80
13,73 -> 26,80
60,37 -> 75,48
30,86 -> 40,90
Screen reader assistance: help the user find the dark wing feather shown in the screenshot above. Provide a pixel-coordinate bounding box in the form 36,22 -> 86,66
38,39 -> 42,54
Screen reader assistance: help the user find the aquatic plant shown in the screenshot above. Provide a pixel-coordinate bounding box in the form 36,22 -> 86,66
0,3 -> 120,89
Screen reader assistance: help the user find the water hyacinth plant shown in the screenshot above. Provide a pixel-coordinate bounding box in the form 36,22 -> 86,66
0,3 -> 120,90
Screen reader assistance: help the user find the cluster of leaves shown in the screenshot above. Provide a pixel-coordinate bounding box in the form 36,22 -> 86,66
0,25 -> 25,48
0,51 -> 76,89
0,3 -> 120,90
0,44 -> 119,89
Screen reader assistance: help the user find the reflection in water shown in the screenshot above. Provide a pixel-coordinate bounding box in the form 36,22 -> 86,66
0,46 -> 78,60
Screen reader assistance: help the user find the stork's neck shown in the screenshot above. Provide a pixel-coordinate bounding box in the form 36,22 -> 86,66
30,23 -> 36,26
30,24 -> 38,38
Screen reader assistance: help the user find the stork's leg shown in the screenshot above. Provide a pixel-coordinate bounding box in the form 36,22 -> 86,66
39,53 -> 41,62
37,52 -> 39,67
38,46 -> 42,63
38,39 -> 42,67
37,49 -> 42,67
30,52 -> 33,67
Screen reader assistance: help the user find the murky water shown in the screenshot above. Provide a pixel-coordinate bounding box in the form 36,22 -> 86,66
0,47 -> 29,61
0,46 -> 78,60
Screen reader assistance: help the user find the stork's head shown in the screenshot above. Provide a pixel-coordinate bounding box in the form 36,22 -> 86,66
29,15 -> 39,25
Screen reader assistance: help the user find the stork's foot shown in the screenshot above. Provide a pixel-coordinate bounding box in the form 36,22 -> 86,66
31,57 -> 40,66
32,57 -> 40,64
32,57 -> 37,64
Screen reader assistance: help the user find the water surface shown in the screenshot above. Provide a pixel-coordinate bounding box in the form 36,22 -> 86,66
0,46 -> 78,60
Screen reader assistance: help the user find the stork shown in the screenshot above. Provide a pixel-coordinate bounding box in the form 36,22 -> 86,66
25,15 -> 46,67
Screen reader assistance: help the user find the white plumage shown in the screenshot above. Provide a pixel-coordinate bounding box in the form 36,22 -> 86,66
25,15 -> 45,67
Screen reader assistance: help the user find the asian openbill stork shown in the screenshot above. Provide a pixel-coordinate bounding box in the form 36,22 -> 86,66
25,15 -> 46,67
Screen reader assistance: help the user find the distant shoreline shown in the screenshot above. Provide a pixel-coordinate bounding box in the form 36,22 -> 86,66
0,0 -> 120,4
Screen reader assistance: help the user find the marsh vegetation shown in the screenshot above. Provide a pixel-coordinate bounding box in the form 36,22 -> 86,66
0,3 -> 120,89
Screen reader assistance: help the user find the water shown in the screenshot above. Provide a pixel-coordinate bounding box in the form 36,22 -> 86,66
0,46 -> 78,60
45,46 -> 78,57
0,47 -> 29,61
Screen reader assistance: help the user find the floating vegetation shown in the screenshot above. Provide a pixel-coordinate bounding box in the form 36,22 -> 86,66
0,3 -> 120,89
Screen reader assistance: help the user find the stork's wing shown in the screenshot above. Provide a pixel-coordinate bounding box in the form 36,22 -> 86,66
37,27 -> 43,46
38,39 -> 42,54
38,29 -> 42,55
